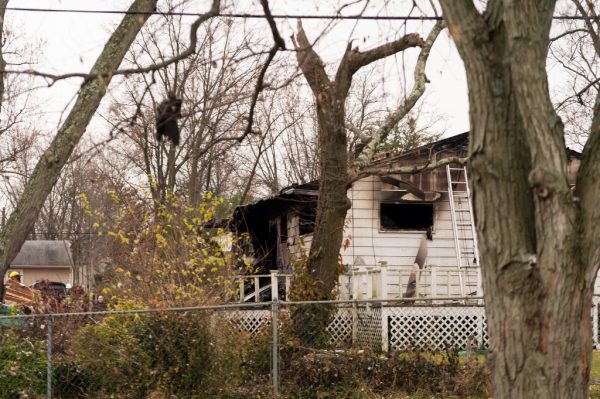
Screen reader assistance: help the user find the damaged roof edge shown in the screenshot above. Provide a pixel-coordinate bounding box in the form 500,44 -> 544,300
279,180 -> 320,196
234,181 -> 319,211
232,132 -> 582,216
370,131 -> 470,166
233,133 -> 470,215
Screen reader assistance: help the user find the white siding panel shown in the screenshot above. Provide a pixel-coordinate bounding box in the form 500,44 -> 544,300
352,208 -> 374,220
352,246 -> 416,258
368,256 -> 460,267
349,187 -> 375,200
428,247 -> 459,258
350,199 -> 373,210
426,257 -> 461,267
350,227 -> 377,238
352,218 -> 374,228
432,229 -> 459,239
351,236 -> 458,248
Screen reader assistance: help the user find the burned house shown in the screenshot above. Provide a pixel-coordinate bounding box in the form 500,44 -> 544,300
231,181 -> 318,274
232,132 -> 583,300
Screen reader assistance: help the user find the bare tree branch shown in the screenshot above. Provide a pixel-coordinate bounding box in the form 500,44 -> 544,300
353,20 -> 445,168
352,155 -> 467,182
556,76 -> 600,109
341,33 -> 423,77
238,0 -> 285,143
334,22 -> 424,99
345,121 -> 370,142
550,27 -> 588,42
0,0 -> 8,114
572,0 -> 600,55
0,0 -> 161,300
293,19 -> 331,94
0,0 -> 220,86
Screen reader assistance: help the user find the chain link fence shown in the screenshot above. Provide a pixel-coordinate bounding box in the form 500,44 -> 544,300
1,297 -> 598,398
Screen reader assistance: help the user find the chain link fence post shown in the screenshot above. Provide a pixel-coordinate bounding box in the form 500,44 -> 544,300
352,300 -> 358,345
593,297 -> 599,348
47,315 -> 53,399
271,298 -> 279,396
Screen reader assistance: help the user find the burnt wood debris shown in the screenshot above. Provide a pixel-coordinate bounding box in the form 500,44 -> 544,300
155,93 -> 183,146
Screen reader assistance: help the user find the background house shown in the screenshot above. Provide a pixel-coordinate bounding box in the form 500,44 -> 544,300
4,240 -> 74,286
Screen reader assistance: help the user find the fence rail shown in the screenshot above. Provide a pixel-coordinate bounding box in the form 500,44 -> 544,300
1,297 -> 599,398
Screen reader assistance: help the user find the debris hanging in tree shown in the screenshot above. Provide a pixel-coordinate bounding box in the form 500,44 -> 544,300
155,92 -> 183,146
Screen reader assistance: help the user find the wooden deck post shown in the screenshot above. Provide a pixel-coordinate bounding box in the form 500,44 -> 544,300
352,267 -> 359,299
285,275 -> 291,301
254,276 -> 260,303
366,267 -> 374,299
239,278 -> 245,303
381,308 -> 389,352
270,270 -> 279,301
431,267 -> 438,298
379,261 -> 388,299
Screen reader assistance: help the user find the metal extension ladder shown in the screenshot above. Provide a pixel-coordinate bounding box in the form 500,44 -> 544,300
446,165 -> 481,297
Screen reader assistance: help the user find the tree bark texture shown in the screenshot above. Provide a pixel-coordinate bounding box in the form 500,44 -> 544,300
294,21 -> 425,297
295,22 -> 351,296
0,0 -> 9,116
0,0 -> 158,300
440,1 -> 597,397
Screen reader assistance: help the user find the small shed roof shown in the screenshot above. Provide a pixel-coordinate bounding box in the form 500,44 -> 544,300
10,240 -> 73,267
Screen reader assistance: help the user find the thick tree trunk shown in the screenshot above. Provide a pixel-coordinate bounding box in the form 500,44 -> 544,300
294,21 -> 425,299
441,1 -> 594,397
0,0 -> 158,300
0,0 -> 8,115
309,88 -> 351,297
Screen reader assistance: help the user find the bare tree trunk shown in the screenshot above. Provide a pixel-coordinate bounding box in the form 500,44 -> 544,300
0,0 -> 9,115
309,87 -> 352,296
166,143 -> 177,196
0,0 -> 158,300
440,1 -> 597,397
294,21 -> 440,299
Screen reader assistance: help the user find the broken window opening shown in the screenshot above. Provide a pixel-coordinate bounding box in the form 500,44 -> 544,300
380,202 -> 434,231
297,209 -> 316,236
299,217 -> 315,236
278,217 -> 288,243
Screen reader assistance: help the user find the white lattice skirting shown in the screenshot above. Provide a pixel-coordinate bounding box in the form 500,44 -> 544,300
384,306 -> 487,351
223,309 -> 271,337
226,301 -> 600,352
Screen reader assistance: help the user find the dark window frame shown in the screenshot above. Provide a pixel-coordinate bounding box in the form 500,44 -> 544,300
379,201 -> 435,231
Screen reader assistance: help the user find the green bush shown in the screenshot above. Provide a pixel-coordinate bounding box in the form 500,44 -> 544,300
0,330 -> 47,399
69,311 -> 252,398
71,314 -> 153,398
136,312 -> 215,396
283,348 -> 489,398
52,360 -> 98,399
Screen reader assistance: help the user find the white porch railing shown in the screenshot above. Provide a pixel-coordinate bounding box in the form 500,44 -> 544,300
231,271 -> 353,302
231,265 -> 482,303
349,264 -> 482,301
231,272 -> 291,302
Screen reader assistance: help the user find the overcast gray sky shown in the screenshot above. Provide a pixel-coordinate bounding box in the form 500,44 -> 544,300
5,0 -> 470,138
